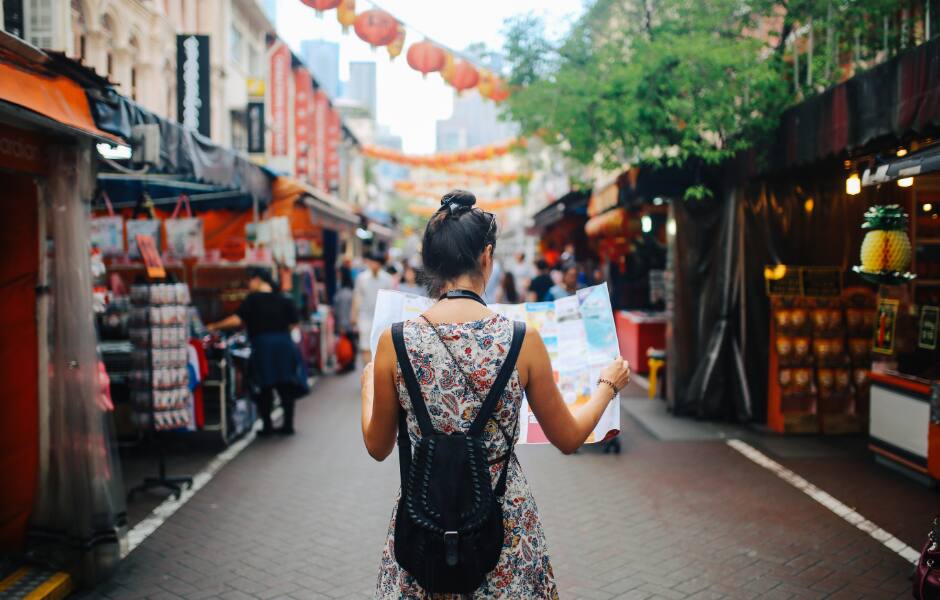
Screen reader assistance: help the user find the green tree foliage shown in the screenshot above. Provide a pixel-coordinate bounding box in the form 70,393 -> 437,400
503,0 -> 920,198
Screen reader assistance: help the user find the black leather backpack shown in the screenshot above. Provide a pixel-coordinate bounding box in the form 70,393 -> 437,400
391,319 -> 526,594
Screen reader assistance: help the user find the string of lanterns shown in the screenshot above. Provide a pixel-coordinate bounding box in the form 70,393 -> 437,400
360,138 -> 526,168
298,0 -> 512,102
407,197 -> 522,216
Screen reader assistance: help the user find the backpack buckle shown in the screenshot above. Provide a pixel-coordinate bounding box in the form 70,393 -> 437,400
444,530 -> 459,567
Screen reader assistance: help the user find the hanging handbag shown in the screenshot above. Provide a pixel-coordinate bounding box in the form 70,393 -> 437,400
914,517 -> 940,600
90,191 -> 125,257
164,194 -> 205,258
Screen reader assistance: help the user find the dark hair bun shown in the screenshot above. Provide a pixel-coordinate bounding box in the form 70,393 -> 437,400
441,189 -> 476,213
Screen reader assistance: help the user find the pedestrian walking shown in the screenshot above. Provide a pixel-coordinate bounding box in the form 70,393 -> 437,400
333,266 -> 356,373
509,251 -> 535,291
494,270 -> 521,304
360,190 -> 631,598
527,259 -> 554,302
547,265 -> 584,301
397,263 -> 425,297
208,267 -> 307,436
351,250 -> 395,364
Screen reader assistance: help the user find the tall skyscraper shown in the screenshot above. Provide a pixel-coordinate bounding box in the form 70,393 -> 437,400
436,92 -> 518,152
346,61 -> 377,118
300,39 -> 340,100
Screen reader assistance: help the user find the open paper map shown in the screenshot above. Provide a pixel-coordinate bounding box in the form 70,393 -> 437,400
370,283 -> 621,444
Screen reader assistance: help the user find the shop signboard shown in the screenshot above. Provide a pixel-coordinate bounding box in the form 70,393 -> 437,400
269,42 -> 291,157
764,265 -> 843,298
0,122 -> 45,174
294,69 -> 314,181
801,267 -> 842,298
313,90 -> 329,191
920,305 -> 939,350
176,34 -> 211,137
764,265 -> 802,296
872,298 -> 900,355
326,105 -> 341,193
246,102 -> 265,154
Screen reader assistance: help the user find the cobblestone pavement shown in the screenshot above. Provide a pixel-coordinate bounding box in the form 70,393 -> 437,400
84,371 -> 930,599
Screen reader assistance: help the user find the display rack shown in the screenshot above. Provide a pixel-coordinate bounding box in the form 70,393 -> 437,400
766,266 -> 875,434
127,283 -> 194,500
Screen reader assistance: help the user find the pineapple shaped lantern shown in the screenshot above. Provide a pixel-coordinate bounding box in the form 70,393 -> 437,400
852,204 -> 916,285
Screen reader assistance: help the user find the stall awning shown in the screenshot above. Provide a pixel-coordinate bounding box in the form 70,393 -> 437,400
97,172 -> 258,211
87,91 -> 274,203
531,190 -> 590,231
862,143 -> 940,186
775,35 -> 940,168
271,177 -> 359,231
0,54 -> 121,143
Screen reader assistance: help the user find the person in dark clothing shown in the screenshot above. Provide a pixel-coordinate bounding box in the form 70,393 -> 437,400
527,259 -> 554,302
208,267 -> 308,436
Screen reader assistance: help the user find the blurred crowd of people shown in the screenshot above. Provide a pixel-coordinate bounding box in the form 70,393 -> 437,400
331,243 -> 607,372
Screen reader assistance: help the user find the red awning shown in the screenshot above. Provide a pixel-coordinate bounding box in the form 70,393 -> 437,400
0,59 -> 121,142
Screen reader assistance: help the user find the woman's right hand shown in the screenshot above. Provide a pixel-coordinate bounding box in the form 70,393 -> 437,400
599,357 -> 631,394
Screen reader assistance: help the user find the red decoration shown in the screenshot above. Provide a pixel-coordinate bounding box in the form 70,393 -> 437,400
302,0 -> 341,11
354,9 -> 399,47
406,40 -> 446,77
449,61 -> 480,92
489,78 -> 510,102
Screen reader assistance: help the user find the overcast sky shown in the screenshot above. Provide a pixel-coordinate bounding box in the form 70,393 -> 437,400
271,0 -> 584,153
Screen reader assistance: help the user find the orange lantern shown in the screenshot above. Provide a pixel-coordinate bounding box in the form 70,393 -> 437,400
303,0 -> 341,12
449,61 -> 479,93
441,52 -> 456,83
407,40 -> 446,78
489,78 -> 510,102
336,0 -> 356,32
387,25 -> 406,60
477,70 -> 495,97
354,9 -> 398,48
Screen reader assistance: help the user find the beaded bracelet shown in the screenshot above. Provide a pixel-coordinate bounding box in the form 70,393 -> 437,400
597,378 -> 619,394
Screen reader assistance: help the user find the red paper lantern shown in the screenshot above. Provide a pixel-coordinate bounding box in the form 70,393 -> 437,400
354,9 -> 399,48
303,0 -> 341,12
489,78 -> 510,102
449,61 -> 479,93
407,40 -> 446,77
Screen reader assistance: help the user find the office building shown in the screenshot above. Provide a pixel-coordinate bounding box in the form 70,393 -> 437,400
346,61 -> 376,118
301,39 -> 340,99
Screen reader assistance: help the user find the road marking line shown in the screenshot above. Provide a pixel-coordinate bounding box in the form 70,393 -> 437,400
726,438 -> 920,565
123,426 -> 258,557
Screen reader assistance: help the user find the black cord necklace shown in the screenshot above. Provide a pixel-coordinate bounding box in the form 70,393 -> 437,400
439,288 -> 487,306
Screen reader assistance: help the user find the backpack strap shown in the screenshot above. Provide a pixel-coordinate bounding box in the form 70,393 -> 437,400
391,321 -> 436,439
468,321 -> 526,437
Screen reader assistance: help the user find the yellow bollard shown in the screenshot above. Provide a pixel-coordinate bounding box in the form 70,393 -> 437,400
647,357 -> 664,399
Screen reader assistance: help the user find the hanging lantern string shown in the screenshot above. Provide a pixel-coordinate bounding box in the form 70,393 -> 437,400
299,0 -> 507,77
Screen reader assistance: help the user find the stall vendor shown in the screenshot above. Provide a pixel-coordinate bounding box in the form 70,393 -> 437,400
207,267 -> 308,436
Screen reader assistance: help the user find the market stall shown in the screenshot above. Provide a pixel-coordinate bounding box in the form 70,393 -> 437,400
0,39 -> 126,585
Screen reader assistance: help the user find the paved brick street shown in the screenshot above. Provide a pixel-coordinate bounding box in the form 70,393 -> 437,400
84,372 -> 930,600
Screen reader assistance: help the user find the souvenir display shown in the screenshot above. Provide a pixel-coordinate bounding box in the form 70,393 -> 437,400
128,283 -> 193,431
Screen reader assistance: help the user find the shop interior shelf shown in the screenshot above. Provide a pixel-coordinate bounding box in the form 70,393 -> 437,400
917,238 -> 940,245
914,279 -> 940,286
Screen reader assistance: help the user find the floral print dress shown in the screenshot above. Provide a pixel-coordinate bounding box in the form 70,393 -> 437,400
375,314 -> 559,600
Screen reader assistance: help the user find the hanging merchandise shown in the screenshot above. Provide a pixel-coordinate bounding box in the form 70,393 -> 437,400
354,9 -> 399,48
302,0 -> 341,12
164,194 -> 205,259
90,191 -> 124,257
407,40 -> 446,78
449,60 -> 480,93
852,204 -> 916,285
337,0 -> 356,31
126,219 -> 162,260
387,25 -> 406,60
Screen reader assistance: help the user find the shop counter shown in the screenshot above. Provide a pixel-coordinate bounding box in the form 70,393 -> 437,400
615,310 -> 667,374
869,371 -> 938,482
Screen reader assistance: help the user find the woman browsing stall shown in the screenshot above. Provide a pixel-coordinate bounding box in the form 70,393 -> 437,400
208,267 -> 308,436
